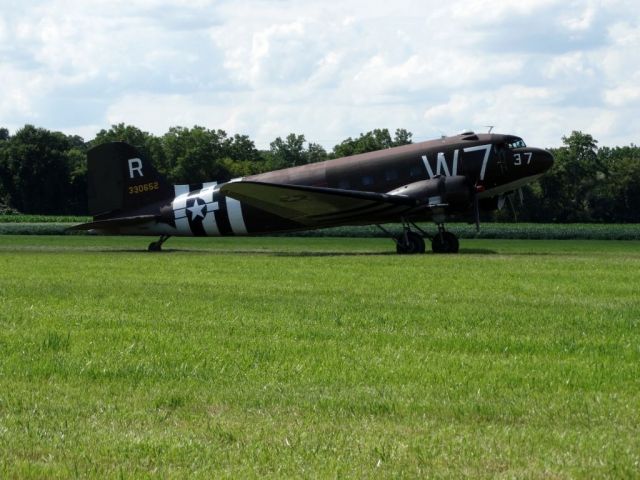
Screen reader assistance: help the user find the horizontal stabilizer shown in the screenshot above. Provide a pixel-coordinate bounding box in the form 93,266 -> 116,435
67,215 -> 159,231
220,181 -> 416,225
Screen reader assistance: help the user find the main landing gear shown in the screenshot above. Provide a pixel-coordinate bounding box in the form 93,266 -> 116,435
431,225 -> 459,254
378,222 -> 460,254
396,229 -> 425,254
148,235 -> 171,252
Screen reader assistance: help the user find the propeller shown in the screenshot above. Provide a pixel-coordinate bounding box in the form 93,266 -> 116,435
471,184 -> 523,231
506,193 -> 518,221
472,192 -> 480,231
497,188 -> 524,221
471,183 -> 484,232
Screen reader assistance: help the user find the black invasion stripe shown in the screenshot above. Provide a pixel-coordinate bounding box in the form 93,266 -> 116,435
166,213 -> 177,229
188,217 -> 206,236
189,183 -> 203,192
214,196 -> 233,236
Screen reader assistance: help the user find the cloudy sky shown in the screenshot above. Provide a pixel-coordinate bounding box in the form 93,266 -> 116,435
1,0 -> 638,149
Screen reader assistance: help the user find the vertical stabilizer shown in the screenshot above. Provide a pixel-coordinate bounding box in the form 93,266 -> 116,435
87,142 -> 172,217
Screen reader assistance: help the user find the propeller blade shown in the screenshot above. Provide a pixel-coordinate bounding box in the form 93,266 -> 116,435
473,193 -> 480,231
506,193 -> 518,222
497,195 -> 506,210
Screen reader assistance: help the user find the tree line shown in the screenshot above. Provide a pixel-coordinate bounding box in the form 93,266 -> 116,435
0,124 -> 638,222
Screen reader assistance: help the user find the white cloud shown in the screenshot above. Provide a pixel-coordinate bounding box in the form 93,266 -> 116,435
1,0 -> 639,149
604,86 -> 640,107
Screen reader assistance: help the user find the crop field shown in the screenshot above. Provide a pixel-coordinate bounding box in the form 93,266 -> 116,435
2,215 -> 640,240
0,235 -> 639,478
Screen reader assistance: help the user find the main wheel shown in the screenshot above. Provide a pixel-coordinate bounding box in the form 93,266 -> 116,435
396,231 -> 426,254
431,231 -> 459,253
148,242 -> 161,252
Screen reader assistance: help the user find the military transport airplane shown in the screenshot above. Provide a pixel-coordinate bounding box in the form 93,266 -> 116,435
70,132 -> 553,253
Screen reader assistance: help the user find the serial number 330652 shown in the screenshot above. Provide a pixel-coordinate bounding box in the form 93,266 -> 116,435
128,182 -> 159,194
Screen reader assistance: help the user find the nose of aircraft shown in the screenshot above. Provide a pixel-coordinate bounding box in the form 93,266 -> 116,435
531,148 -> 554,174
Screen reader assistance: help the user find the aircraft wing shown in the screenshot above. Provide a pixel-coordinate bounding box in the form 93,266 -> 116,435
67,214 -> 159,231
220,181 -> 417,225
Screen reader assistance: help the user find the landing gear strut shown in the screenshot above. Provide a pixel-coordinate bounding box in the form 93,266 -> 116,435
148,235 -> 171,252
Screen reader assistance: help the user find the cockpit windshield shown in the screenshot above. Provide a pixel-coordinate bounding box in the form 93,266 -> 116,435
507,137 -> 526,149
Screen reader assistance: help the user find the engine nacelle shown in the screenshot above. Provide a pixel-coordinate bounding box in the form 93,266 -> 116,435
388,175 -> 471,208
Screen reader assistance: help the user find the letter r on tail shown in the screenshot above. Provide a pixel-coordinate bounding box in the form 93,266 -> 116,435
128,158 -> 144,178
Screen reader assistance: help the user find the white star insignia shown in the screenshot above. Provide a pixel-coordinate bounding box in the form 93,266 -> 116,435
187,201 -> 206,220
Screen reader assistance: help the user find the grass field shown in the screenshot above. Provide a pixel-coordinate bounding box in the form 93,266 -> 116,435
0,235 -> 638,478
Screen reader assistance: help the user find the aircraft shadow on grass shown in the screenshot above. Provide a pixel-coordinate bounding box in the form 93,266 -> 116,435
98,247 -> 498,256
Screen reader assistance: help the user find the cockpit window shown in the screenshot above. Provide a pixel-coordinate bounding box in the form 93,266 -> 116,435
507,137 -> 526,149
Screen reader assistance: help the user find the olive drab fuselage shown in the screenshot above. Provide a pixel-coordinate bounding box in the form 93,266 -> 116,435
73,132 -> 553,253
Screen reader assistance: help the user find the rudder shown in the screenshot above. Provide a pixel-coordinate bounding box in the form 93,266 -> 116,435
87,142 -> 172,217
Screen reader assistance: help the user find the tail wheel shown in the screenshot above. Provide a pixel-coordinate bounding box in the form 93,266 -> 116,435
432,231 -> 459,254
396,231 -> 426,254
148,235 -> 171,252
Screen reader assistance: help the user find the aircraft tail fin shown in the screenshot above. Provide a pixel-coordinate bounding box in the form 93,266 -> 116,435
87,142 -> 173,217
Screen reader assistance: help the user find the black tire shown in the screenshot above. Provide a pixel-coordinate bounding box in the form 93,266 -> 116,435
148,242 -> 161,252
396,231 -> 426,254
431,231 -> 459,254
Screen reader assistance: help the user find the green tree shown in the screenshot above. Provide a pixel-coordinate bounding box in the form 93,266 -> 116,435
267,134 -> 329,170
269,133 -> 307,169
217,134 -> 270,178
66,146 -> 89,215
331,128 -> 412,158
592,145 -> 640,222
91,123 -> 168,178
537,131 -> 603,222
0,125 -> 72,214
393,128 -> 413,146
0,128 -> 9,204
307,142 -> 328,164
223,134 -> 262,163
161,126 -> 232,183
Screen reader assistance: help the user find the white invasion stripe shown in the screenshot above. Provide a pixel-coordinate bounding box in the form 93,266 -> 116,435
175,217 -> 190,234
174,184 -> 189,196
228,177 -> 244,183
203,206 -> 220,236
173,192 -> 190,210
202,181 -> 217,189
199,186 -> 215,203
227,198 -> 247,235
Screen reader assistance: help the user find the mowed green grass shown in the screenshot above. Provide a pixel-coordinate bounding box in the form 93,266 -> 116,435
0,236 -> 638,478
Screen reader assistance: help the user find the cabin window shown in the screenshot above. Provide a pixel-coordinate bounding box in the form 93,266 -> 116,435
361,175 -> 374,186
384,169 -> 399,181
507,138 -> 526,149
